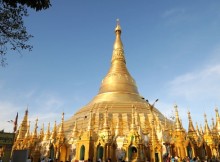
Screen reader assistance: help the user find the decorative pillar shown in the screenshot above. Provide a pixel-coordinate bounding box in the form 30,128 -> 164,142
103,144 -> 106,161
125,146 -> 129,161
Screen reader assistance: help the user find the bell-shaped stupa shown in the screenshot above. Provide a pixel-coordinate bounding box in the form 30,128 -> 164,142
63,20 -> 169,138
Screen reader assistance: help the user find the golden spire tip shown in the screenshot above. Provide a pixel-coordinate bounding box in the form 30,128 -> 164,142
116,19 -> 120,25
115,19 -> 121,32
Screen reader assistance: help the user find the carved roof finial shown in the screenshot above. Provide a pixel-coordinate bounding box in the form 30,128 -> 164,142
115,18 -> 121,32
187,111 -> 195,132
204,113 -> 211,135
174,104 -> 183,131
17,109 -> 29,140
50,121 -> 57,139
32,118 -> 38,139
44,122 -> 50,140
58,112 -> 65,139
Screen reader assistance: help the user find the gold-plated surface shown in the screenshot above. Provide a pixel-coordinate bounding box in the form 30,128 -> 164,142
12,21 -> 220,162
62,21 -> 168,138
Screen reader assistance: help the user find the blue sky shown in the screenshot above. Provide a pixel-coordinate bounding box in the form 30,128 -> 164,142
1,1 -> 220,132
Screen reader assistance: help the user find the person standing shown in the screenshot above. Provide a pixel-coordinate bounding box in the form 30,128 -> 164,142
27,157 -> 31,162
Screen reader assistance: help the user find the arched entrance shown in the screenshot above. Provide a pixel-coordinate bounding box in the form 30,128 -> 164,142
155,148 -> 160,162
97,145 -> 104,161
128,146 -> 137,161
187,144 -> 193,159
49,145 -> 55,160
155,152 -> 159,162
80,145 -> 85,161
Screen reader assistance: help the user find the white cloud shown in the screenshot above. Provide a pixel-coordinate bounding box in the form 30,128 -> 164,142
163,47 -> 220,129
162,8 -> 185,18
0,89 -> 66,133
32,92 -> 64,111
24,89 -> 37,99
169,64 -> 220,101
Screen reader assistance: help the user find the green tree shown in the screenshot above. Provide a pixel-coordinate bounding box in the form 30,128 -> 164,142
0,0 -> 51,66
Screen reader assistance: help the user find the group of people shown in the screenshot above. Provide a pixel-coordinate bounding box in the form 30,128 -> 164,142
39,157 -> 55,162
163,153 -> 220,162
96,158 -> 112,162
86,157 -> 128,162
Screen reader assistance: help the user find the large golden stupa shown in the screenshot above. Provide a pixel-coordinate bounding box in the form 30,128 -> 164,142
12,21 -> 220,162
63,20 -> 168,137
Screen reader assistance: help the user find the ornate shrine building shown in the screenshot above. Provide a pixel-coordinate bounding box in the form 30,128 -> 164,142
12,21 -> 220,162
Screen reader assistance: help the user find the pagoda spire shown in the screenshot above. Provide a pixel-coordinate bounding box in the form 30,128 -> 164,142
32,118 -> 38,139
212,117 -> 215,129
187,111 -> 198,141
111,19 -> 125,63
195,122 -> 201,136
40,123 -> 44,140
199,124 -> 204,135
174,105 -> 183,131
150,119 -> 159,148
44,122 -> 50,140
97,19 -> 139,96
215,107 -> 220,132
187,111 -> 195,132
50,121 -> 57,139
57,112 -> 65,140
17,108 -> 29,140
211,117 -> 218,135
204,113 -> 211,135
13,112 -> 18,133
25,121 -> 31,139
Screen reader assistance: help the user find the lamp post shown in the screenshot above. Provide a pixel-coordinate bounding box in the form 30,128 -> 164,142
145,99 -> 159,162
147,99 -> 159,111
7,112 -> 18,133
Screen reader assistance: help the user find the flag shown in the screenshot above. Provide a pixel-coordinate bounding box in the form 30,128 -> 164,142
13,112 -> 18,133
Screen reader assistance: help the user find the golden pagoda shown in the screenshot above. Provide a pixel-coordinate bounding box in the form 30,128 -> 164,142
12,21 -> 220,162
